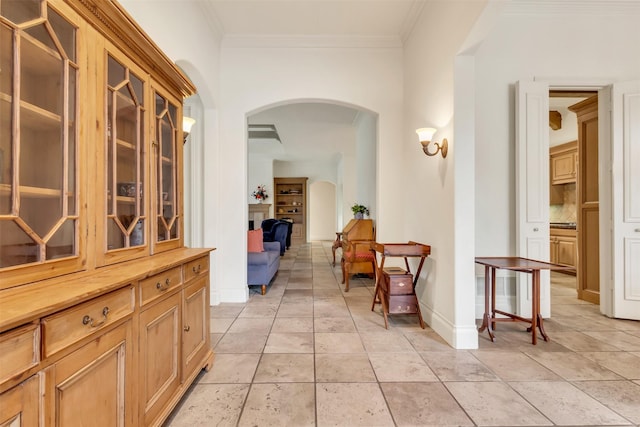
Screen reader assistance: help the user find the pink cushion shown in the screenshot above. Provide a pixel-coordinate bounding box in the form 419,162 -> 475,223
248,229 -> 264,252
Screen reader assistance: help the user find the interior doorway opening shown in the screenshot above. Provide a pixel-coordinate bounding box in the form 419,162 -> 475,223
549,90 -> 599,306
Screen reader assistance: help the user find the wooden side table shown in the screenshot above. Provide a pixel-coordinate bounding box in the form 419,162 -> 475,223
475,256 -> 574,345
370,242 -> 431,329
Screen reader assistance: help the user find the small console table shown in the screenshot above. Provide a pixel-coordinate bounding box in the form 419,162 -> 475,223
475,256 -> 573,345
371,242 -> 431,329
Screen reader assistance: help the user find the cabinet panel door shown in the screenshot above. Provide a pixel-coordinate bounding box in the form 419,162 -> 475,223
557,237 -> 576,268
151,83 -> 183,254
551,152 -> 576,184
139,292 -> 180,425
0,0 -> 85,289
96,43 -> 150,267
0,375 -> 39,427
46,321 -> 133,427
182,276 -> 209,381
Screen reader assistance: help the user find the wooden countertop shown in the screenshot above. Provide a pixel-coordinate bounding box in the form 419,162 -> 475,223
0,247 -> 214,332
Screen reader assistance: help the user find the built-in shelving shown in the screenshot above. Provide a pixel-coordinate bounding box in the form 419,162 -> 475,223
274,177 -> 308,245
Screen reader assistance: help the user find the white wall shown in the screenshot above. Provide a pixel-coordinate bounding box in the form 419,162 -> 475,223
218,43 -> 404,302
402,1 -> 487,349
354,112 -> 377,221
248,156 -> 274,218
473,3 -> 640,315
309,181 -> 337,241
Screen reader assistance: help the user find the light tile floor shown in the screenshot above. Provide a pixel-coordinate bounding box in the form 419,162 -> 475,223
166,242 -> 640,426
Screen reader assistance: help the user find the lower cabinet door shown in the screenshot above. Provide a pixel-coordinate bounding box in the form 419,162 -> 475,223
45,321 -> 133,426
139,292 -> 181,425
182,276 -> 209,382
0,375 -> 40,427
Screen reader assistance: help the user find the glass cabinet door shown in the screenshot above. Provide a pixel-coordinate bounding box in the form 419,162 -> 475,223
104,54 -> 146,254
0,0 -> 81,286
152,88 -> 182,252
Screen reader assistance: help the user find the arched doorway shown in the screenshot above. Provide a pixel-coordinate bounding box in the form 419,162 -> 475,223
247,100 -> 378,242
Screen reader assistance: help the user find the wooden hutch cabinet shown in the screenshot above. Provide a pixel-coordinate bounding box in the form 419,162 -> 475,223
274,177 -> 308,245
0,1 -> 214,426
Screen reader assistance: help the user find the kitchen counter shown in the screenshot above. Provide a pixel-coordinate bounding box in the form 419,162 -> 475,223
550,222 -> 576,230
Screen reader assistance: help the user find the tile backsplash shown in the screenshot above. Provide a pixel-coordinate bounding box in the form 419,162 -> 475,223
550,183 -> 577,222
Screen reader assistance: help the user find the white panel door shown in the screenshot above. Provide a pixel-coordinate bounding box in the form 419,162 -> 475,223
608,81 -> 640,320
515,80 -> 550,317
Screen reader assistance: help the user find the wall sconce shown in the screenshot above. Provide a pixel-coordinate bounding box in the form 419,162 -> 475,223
416,127 -> 448,158
182,116 -> 196,144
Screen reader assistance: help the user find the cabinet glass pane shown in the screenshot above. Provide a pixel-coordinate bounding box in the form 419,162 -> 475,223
106,55 -> 145,250
0,6 -> 77,269
0,0 -> 41,25
154,92 -> 179,243
48,6 -> 75,62
0,24 -> 12,207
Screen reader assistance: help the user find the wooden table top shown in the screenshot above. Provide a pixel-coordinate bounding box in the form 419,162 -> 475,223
371,241 -> 431,257
475,256 -> 574,272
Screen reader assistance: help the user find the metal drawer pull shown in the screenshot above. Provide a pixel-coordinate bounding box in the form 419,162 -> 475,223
156,278 -> 171,291
192,264 -> 201,274
82,307 -> 110,328
183,325 -> 191,332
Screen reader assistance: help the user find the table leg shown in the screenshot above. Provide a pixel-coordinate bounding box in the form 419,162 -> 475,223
478,265 -> 495,341
532,269 -> 549,342
371,256 -> 384,310
491,267 -> 496,330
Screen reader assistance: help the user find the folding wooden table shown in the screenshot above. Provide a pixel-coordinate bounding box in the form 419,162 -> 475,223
475,256 -> 574,344
371,242 -> 431,329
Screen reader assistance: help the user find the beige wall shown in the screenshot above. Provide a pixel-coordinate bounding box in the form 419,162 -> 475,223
309,181 -> 337,241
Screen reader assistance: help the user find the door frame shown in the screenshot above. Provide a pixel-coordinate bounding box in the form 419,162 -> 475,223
526,78 -> 614,316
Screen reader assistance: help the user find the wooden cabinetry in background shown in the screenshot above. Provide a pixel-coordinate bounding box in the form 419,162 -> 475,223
274,177 -> 308,245
550,228 -> 577,273
550,141 -> 578,185
570,95 -> 600,304
0,1 -> 213,425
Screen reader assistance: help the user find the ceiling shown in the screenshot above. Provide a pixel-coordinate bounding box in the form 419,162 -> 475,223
248,102 -> 364,162
205,0 -> 424,41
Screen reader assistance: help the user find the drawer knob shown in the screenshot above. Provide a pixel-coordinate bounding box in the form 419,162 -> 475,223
156,278 -> 171,291
82,307 -> 110,328
192,264 -> 201,274
183,325 -> 191,332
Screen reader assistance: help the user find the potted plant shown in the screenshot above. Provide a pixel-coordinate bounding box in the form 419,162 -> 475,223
351,203 -> 369,219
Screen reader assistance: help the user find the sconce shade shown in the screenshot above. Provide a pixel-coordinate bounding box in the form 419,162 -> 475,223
183,116 -> 196,133
416,127 -> 437,142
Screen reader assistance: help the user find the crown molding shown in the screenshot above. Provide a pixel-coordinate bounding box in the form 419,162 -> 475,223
504,0 -> 640,15
221,34 -> 403,49
199,0 -> 225,39
400,0 -> 426,44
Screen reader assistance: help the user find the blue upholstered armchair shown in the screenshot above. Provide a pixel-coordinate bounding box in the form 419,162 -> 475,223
262,220 -> 288,256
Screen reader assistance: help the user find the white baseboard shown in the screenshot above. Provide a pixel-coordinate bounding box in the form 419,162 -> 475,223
215,286 -> 249,304
421,303 -> 479,349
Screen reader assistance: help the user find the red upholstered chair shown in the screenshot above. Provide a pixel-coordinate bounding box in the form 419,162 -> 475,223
341,240 -> 376,292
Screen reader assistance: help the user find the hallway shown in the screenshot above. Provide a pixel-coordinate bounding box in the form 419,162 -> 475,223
166,242 -> 640,426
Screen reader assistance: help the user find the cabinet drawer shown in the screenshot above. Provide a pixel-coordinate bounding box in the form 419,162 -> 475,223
387,294 -> 419,314
0,323 -> 39,385
386,274 -> 413,295
42,286 -> 134,358
139,267 -> 182,307
185,256 -> 209,282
